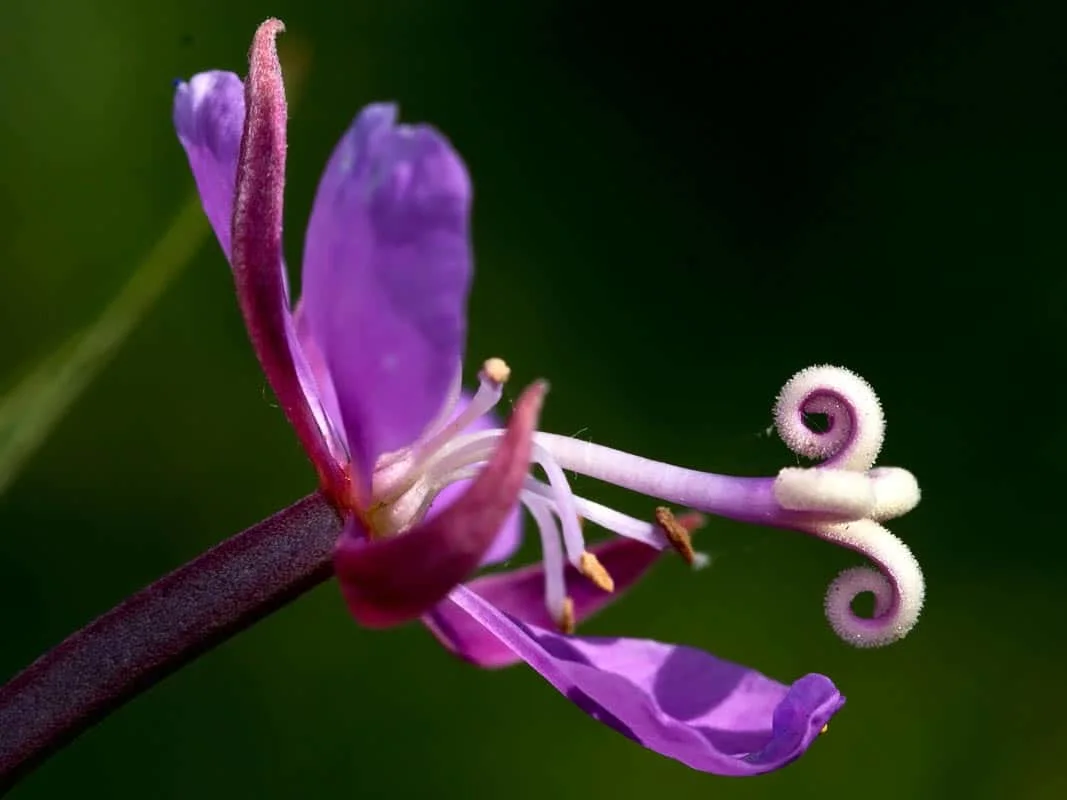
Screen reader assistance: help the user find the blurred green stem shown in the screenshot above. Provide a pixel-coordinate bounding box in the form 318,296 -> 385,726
0,36 -> 310,496
0,492 -> 342,793
0,199 -> 209,493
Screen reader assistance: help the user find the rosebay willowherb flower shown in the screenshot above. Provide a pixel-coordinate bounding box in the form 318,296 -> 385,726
171,18 -> 924,776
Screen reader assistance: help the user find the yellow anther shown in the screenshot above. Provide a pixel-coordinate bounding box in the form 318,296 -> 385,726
578,551 -> 615,592
654,507 -> 697,565
482,357 -> 511,384
557,597 -> 576,634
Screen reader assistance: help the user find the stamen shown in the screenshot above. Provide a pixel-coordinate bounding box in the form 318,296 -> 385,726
415,358 -> 510,462
482,357 -> 511,384
521,477 -> 669,548
424,430 -> 591,563
578,552 -> 615,592
406,364 -> 464,457
558,597 -> 576,634
372,360 -> 510,504
434,469 -> 575,628
528,442 -> 586,565
522,495 -> 568,623
654,507 -> 696,564
366,480 -> 432,537
427,468 -> 600,626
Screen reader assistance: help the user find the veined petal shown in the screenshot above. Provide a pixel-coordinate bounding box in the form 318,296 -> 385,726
447,585 -> 844,776
173,70 -> 244,257
227,20 -> 347,498
335,382 -> 545,628
424,537 -> 663,668
424,394 -> 522,567
300,102 -> 473,478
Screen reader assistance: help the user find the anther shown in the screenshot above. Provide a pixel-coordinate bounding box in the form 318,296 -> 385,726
411,357 -> 512,471
654,507 -> 697,564
481,357 -> 510,385
820,724 -> 829,735
578,552 -> 615,592
557,597 -> 576,634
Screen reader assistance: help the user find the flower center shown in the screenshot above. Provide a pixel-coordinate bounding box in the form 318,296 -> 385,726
361,358 -> 512,537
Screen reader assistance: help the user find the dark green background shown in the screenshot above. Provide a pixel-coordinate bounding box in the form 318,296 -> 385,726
2,1 -> 1064,797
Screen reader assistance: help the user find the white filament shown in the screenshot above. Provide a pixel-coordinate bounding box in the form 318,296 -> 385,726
415,361 -> 507,464
521,494 -> 568,621
371,359 -> 509,507
424,429 -> 593,565
414,363 -> 464,453
521,477 -> 669,549
372,364 -> 464,479
529,442 -> 587,565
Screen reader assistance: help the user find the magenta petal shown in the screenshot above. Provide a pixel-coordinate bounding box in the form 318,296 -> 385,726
335,382 -> 545,628
476,508 -> 522,567
424,537 -> 663,668
447,585 -> 844,776
423,393 -> 521,567
300,102 -> 473,476
173,70 -> 244,257
228,20 -> 346,497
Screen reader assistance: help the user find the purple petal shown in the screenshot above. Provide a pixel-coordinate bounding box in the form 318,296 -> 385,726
223,20 -> 347,499
173,70 -> 244,257
300,102 -> 473,478
172,27 -> 348,498
335,382 -> 545,628
423,393 -> 521,567
293,299 -> 348,463
446,585 -> 844,776
424,537 -> 664,668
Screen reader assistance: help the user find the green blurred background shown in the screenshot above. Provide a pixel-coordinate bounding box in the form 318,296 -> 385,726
2,0 -> 1065,797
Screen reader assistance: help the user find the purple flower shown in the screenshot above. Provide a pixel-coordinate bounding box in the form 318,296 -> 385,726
172,19 -> 927,776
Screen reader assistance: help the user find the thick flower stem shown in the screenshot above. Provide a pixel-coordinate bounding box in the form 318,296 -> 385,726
0,491 -> 343,792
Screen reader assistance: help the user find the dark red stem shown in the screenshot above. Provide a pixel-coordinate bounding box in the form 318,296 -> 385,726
0,492 -> 342,792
